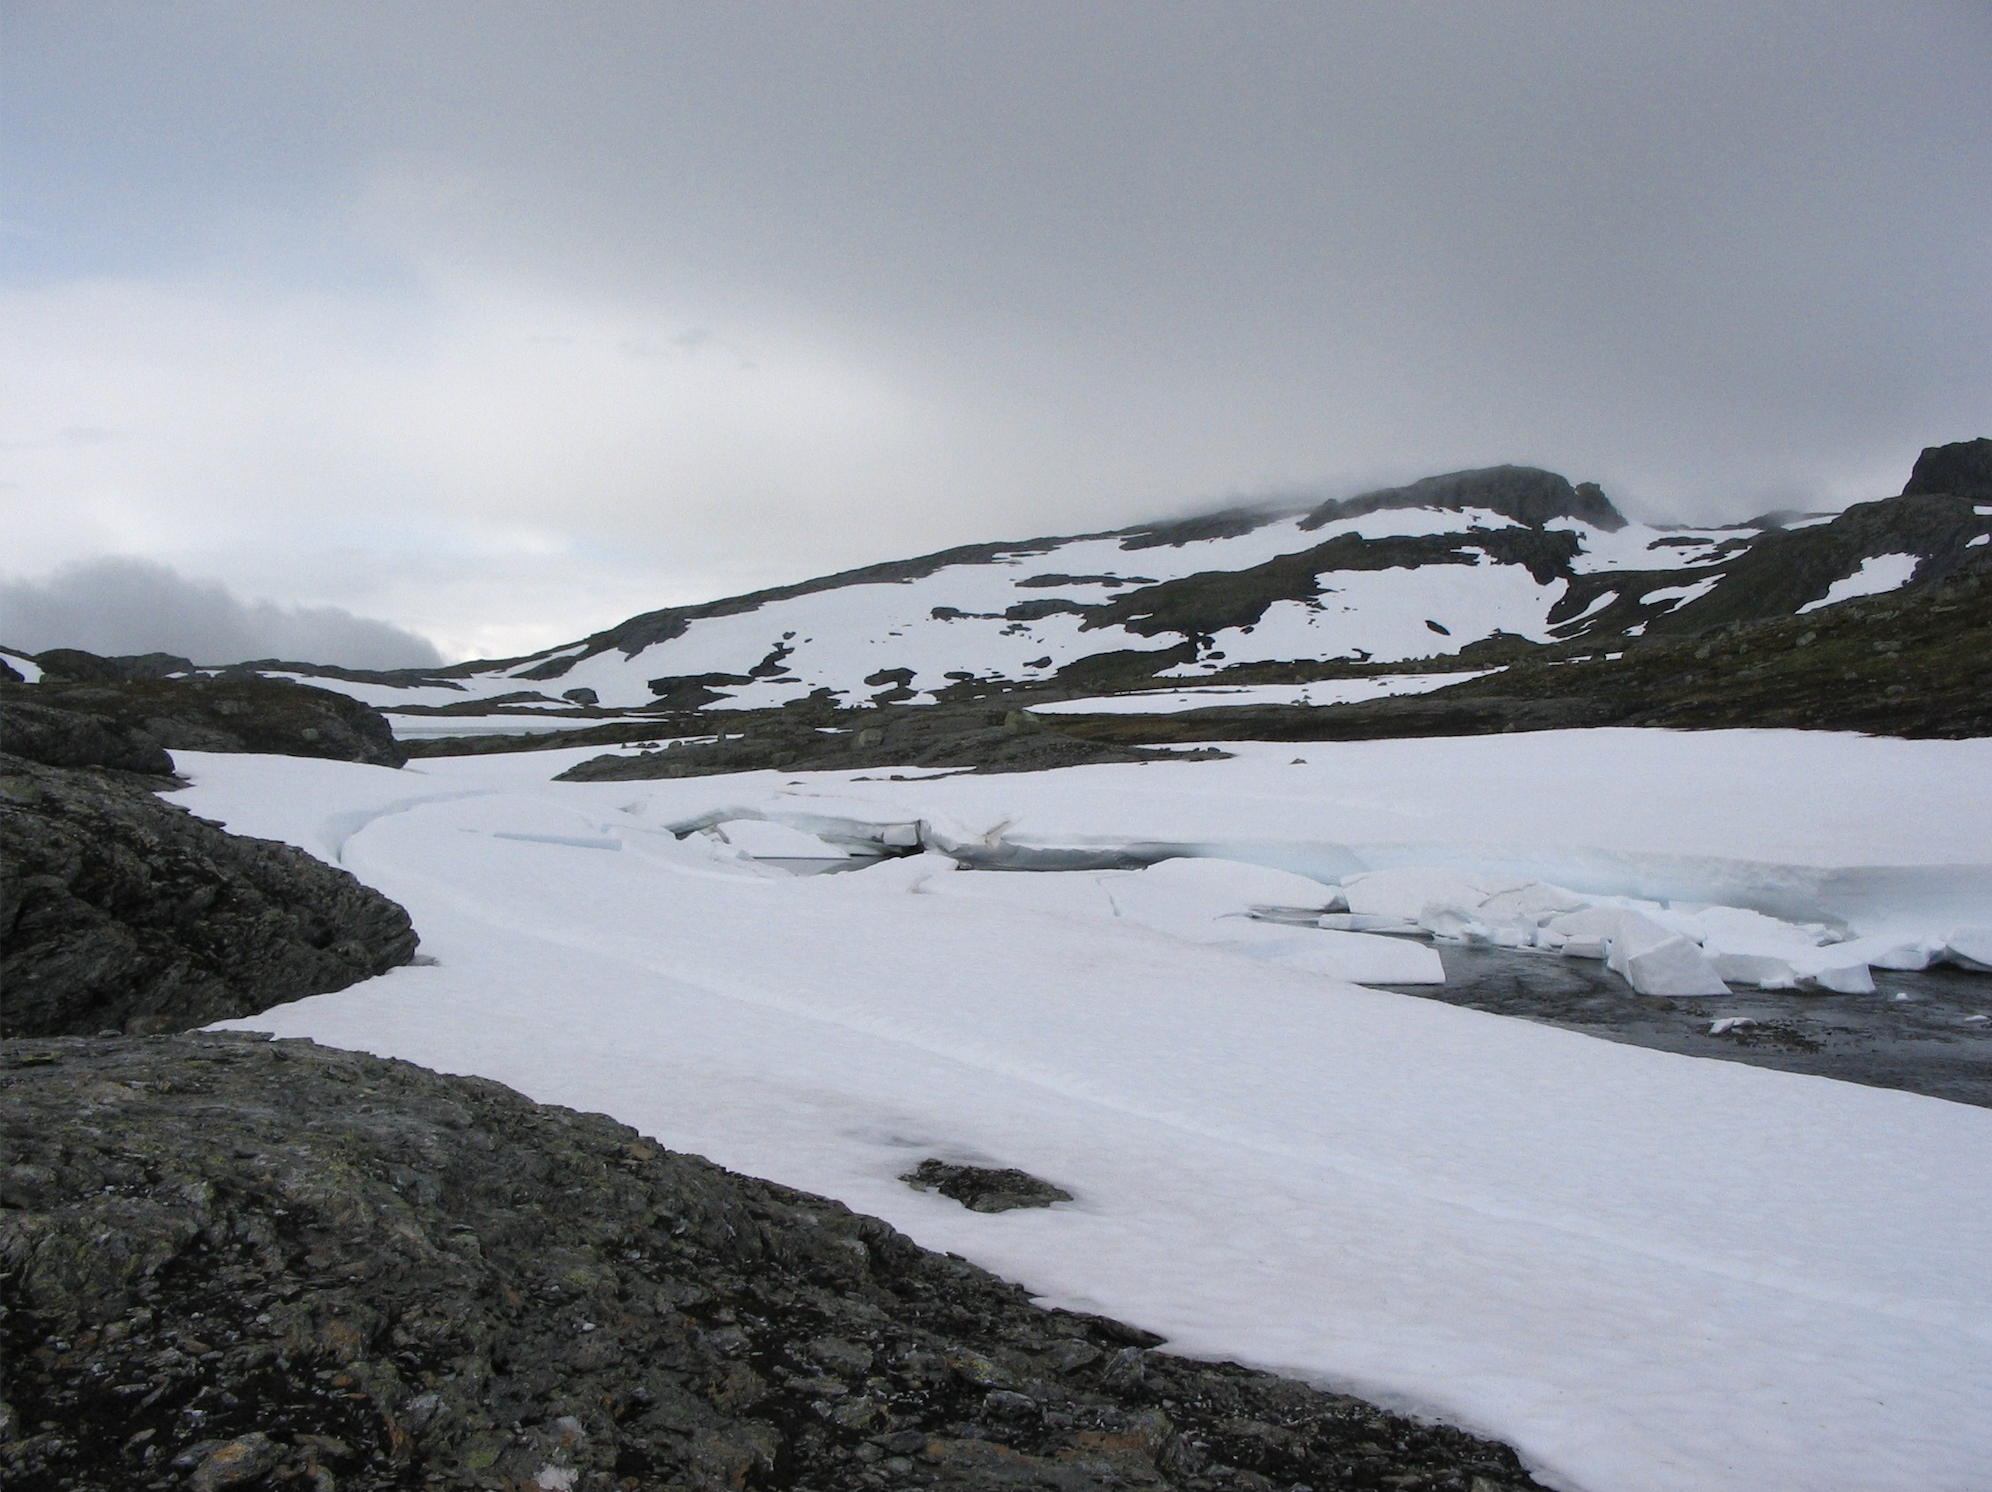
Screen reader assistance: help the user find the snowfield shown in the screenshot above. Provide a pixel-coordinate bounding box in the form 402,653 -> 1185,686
1030,671 -> 1495,714
262,500 -> 1751,714
179,729 -> 1992,1492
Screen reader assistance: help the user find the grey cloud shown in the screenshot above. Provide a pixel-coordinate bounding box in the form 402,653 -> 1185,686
0,559 -> 443,669
1,3 -> 1987,648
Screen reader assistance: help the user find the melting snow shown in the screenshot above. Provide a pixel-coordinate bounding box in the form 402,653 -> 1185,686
1636,577 -> 1720,611
1797,553 -> 1920,614
269,507 -> 1760,713
1031,671 -> 1493,713
175,728 -> 1992,1492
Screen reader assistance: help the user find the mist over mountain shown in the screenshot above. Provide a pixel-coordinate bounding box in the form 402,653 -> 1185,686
0,559 -> 443,669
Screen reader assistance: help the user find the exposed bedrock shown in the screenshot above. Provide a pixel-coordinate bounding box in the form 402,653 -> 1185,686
5,656 -> 406,768
0,697 -> 177,776
1301,464 -> 1626,533
556,704 -> 1223,782
1902,436 -> 1992,499
0,1034 -> 1547,1492
0,753 -> 417,1037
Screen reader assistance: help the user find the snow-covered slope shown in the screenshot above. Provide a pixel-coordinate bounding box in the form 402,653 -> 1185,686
180,730 -> 1992,1492
144,451 -> 1992,718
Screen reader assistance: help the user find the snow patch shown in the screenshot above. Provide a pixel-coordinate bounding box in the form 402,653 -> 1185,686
1034,671 -> 1492,713
1797,553 -> 1920,614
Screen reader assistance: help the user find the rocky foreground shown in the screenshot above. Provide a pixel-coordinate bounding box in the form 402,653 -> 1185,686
2,1034 -> 1546,1492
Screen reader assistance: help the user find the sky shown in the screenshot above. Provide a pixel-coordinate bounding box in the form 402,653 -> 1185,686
3,3 -> 1989,665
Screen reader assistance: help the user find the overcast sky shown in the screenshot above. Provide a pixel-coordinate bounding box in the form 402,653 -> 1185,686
4,3 -> 1988,664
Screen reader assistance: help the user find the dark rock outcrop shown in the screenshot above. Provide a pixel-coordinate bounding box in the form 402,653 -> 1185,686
31,649 -> 199,684
0,697 -> 175,776
0,1034 -> 1547,1492
1303,465 -> 1627,533
6,660 -> 406,768
556,705 -> 1219,782
902,1160 -> 1075,1213
1902,437 -> 1992,500
0,754 -> 417,1037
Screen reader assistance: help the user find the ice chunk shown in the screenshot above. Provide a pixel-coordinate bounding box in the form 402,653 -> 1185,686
1546,906 -> 1635,951
1104,857 -> 1337,943
1138,855 -> 1338,912
1807,959 -> 1876,995
1715,948 -> 1877,994
1416,902 -> 1538,948
1943,927 -> 1992,973
1341,869 -> 1493,921
825,851 -> 958,893
1477,883 -> 1592,922
1549,907 -> 1730,995
929,868 -> 1123,921
1317,912 -> 1421,933
1847,935 -> 1943,972
1417,902 -> 1484,941
1707,951 -> 1804,990
708,818 -> 853,858
1692,905 -> 1831,950
1243,929 -> 1446,985
1619,934 -> 1732,997
1689,907 -> 1872,986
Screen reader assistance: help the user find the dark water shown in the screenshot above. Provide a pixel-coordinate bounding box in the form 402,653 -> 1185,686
1378,944 -> 1992,1108
753,855 -> 1992,1107
751,855 -> 887,876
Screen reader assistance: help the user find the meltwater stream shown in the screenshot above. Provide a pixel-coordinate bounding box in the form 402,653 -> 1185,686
1377,942 -> 1992,1108
744,850 -> 1992,1109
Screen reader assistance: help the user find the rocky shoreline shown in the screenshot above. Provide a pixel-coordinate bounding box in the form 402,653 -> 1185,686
2,1033 -> 1547,1492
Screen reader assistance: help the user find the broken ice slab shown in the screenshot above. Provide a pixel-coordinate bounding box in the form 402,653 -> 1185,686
1542,907 -> 1730,996
1616,933 -> 1732,997
1945,927 -> 1992,973
1317,912 -> 1422,934
1704,941 -> 1877,995
706,817 -> 856,858
1235,928 -> 1446,985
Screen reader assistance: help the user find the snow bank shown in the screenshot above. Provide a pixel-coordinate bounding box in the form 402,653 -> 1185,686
1797,552 -> 1920,613
1033,671 -> 1493,713
386,712 -> 610,738
172,731 -> 1992,1492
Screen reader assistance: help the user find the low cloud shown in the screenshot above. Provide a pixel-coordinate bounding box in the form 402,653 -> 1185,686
0,559 -> 443,669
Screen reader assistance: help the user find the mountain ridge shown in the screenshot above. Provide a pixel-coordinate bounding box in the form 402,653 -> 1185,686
8,444 -> 1988,739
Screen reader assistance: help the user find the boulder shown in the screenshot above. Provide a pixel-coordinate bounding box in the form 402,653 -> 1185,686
1901,437 -> 1992,500
0,753 -> 417,1035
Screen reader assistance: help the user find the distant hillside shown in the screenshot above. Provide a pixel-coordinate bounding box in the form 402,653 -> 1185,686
10,441 -> 1989,742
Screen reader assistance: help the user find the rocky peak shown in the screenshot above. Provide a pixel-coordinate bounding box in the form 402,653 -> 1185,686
1302,464 -> 1627,533
1902,437 -> 1992,500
